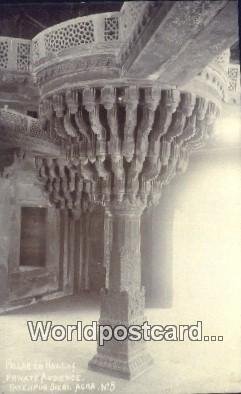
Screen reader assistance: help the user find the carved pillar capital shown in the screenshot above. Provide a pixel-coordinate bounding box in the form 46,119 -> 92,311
38,85 -> 219,218
105,199 -> 145,217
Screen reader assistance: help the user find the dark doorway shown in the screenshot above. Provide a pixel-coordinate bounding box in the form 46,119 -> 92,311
20,207 -> 47,267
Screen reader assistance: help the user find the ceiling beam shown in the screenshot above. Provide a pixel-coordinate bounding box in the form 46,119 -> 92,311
122,1 -> 239,86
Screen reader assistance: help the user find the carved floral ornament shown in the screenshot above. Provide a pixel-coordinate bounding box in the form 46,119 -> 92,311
36,85 -> 220,217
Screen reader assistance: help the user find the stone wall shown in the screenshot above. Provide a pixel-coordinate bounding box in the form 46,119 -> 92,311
0,155 -> 75,311
0,153 -> 107,310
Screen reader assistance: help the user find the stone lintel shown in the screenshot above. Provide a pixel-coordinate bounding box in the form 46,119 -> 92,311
123,1 -> 238,86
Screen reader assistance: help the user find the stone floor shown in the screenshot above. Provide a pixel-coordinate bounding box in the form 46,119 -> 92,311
0,294 -> 240,394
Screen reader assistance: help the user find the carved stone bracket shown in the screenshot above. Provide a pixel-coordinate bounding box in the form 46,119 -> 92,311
38,86 -> 219,216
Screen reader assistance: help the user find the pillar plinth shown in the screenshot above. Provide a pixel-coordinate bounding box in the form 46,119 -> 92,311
89,201 -> 153,379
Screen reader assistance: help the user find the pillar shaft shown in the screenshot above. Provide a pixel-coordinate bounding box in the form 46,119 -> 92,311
89,203 -> 153,379
0,178 -> 14,307
109,207 -> 141,292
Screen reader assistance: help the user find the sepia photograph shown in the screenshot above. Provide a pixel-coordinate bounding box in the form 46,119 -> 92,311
0,1 -> 240,393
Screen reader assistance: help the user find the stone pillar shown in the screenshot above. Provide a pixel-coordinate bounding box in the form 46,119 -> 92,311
37,86 -> 219,380
0,178 -> 14,306
89,201 -> 152,379
58,210 -> 69,292
82,212 -> 90,291
73,217 -> 84,294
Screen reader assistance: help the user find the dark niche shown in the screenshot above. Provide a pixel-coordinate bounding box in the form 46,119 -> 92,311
20,207 -> 47,268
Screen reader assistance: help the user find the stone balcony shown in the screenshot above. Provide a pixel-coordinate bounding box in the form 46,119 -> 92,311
0,2 -> 239,108
0,2 -> 239,161
183,49 -> 240,107
0,37 -> 36,114
32,11 -> 121,69
0,37 -> 31,72
0,108 -> 62,157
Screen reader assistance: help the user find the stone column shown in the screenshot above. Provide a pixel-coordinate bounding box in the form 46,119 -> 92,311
0,177 -> 14,307
37,86 -> 219,380
89,201 -> 152,379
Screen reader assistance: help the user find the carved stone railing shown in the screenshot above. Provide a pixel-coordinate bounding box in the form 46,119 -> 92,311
0,4 -> 153,73
194,49 -> 230,103
32,12 -> 121,68
182,49 -> 240,107
227,63 -> 240,104
0,7 -> 237,102
0,37 -> 31,72
0,109 -> 62,156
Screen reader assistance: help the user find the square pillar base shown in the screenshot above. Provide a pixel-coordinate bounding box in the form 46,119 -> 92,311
88,350 -> 153,380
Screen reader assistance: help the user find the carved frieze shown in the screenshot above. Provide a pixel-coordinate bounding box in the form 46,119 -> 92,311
35,54 -> 119,87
